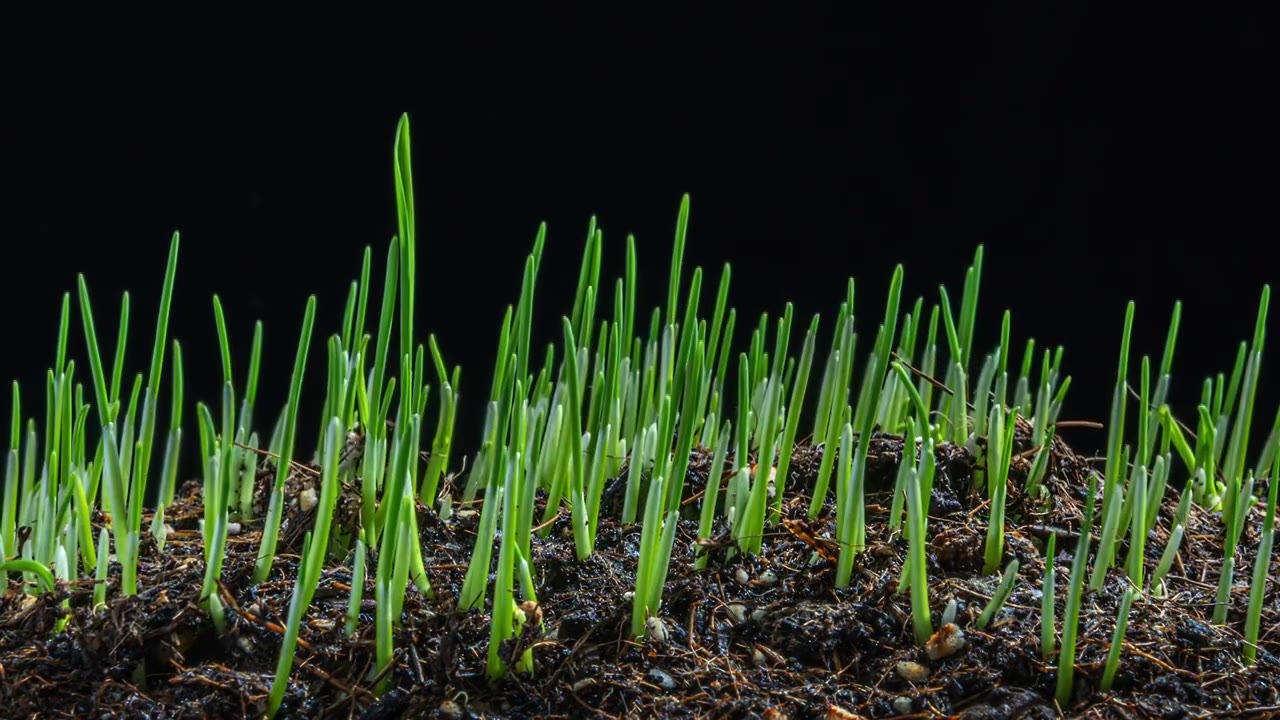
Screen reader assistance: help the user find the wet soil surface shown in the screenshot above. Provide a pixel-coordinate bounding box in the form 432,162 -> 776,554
3,426 -> 1279,719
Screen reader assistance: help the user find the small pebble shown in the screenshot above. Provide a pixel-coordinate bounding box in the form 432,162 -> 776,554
646,667 -> 676,690
299,488 -> 318,513
825,704 -> 864,720
438,700 -> 463,719
646,616 -> 668,644
735,567 -> 751,585
756,568 -> 778,586
893,697 -> 913,715
925,622 -> 967,660
896,660 -> 929,683
726,603 -> 749,625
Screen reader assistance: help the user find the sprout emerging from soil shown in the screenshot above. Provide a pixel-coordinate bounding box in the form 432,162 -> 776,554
4,112 -> 1280,719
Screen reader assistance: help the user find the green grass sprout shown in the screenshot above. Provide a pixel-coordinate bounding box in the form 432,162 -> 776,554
1041,533 -> 1057,658
268,416 -> 345,717
1100,586 -> 1137,692
1057,471 -> 1098,708
977,558 -> 1020,631
900,419 -> 933,645
1243,447 -> 1280,664
254,295 -> 318,583
1213,286 -> 1270,625
983,401 -> 1017,575
632,472 -> 680,640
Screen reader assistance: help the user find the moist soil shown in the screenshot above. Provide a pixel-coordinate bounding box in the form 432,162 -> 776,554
3,423 -> 1279,719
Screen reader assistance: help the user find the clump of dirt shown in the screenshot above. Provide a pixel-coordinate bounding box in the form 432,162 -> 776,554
2,423 -> 1278,719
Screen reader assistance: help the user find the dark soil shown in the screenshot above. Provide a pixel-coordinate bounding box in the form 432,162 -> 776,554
3,423 -> 1279,719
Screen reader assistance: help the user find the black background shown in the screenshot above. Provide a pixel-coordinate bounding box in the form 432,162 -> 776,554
6,7 -> 1274,479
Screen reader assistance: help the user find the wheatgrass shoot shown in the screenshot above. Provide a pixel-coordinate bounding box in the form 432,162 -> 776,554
736,364 -> 782,557
560,318 -> 594,561
632,472 -> 680,640
888,362 -> 931,440
76,281 -> 142,594
346,532 -> 367,637
807,311 -> 847,501
899,420 -> 933,645
1088,447 -> 1127,592
92,527 -> 110,611
936,247 -> 984,441
834,266 -> 904,588
969,353 -> 996,456
1124,464 -> 1148,588
808,317 -> 853,516
487,405 -> 528,682
694,419 -> 733,571
1025,348 -> 1071,502
392,114 -> 421,422
459,400 -> 504,611
1243,448 -> 1280,664
419,337 -> 459,508
1213,286 -> 1270,625
887,432 -> 914,534
829,413 -> 857,564
1057,471 -> 1098,708
1040,534 -> 1057,658
150,339 -> 185,550
0,558 -> 55,594
701,264 -> 734,435
622,420 -> 657,527
359,233 -> 403,521
879,299 -> 921,433
1142,454 -> 1171,546
268,416 -> 345,718
1140,303 -> 1183,470
1087,302 -> 1135,589
993,310 -> 1012,411
982,401 -> 1017,576
977,558 -> 1019,631
373,411 -> 422,695
1,383 -> 19,561
1100,587 -> 1137,692
253,295 -> 317,583
1148,522 -> 1184,595
661,321 -> 710,520
195,386 -> 236,632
